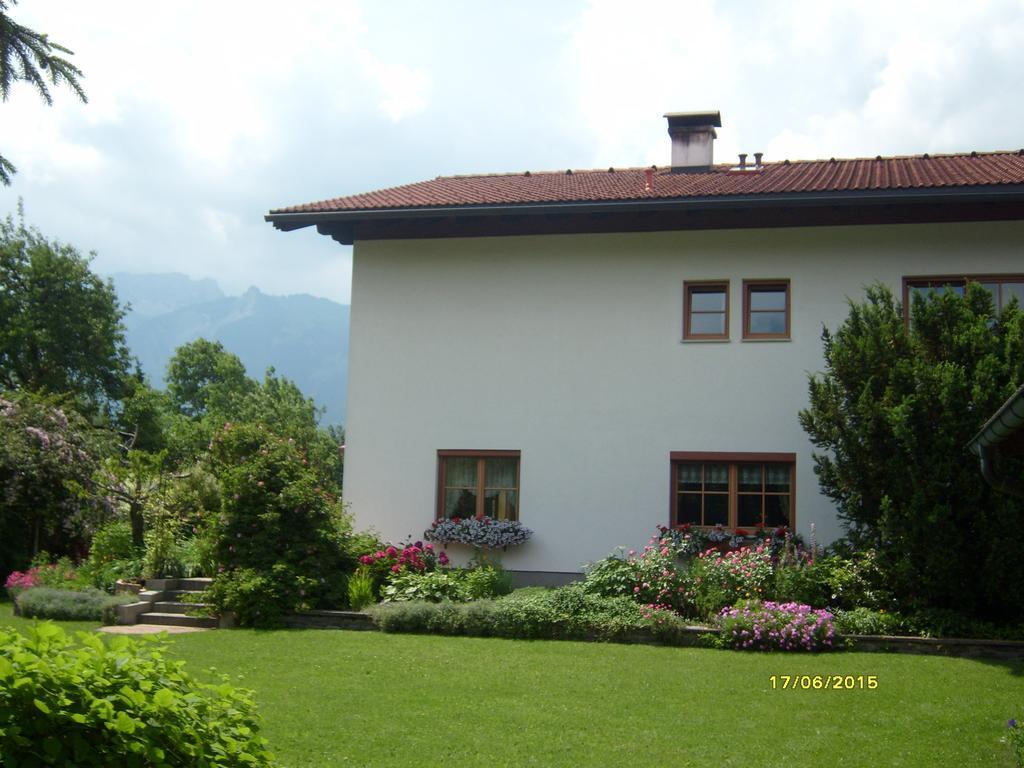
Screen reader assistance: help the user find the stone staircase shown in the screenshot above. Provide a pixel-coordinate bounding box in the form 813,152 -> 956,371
116,577 -> 220,630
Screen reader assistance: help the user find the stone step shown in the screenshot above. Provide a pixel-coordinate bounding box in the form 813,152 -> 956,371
138,612 -> 218,629
153,601 -> 211,615
165,590 -> 208,601
178,577 -> 214,591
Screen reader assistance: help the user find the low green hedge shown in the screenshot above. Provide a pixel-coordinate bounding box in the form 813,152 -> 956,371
367,585 -> 688,643
0,623 -> 275,766
15,587 -> 135,624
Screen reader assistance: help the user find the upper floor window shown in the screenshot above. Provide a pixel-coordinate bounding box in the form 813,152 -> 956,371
670,452 -> 795,530
743,280 -> 790,340
437,450 -> 519,521
903,275 -> 1024,318
683,281 -> 729,340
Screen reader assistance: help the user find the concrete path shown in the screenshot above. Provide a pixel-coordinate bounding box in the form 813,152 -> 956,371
98,624 -> 209,635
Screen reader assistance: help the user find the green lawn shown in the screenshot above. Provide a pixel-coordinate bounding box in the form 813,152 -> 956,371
2,603 -> 1020,767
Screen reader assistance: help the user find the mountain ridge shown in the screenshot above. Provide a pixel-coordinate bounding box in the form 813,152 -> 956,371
109,273 -> 349,425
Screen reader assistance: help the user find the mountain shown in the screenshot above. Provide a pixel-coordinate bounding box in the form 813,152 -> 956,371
110,274 -> 349,425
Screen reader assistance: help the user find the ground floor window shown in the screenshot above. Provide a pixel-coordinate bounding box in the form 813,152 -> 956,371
437,450 -> 520,521
903,274 -> 1024,318
670,451 -> 795,529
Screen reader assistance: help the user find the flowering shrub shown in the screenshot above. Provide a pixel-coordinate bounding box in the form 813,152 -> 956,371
688,545 -> 774,619
0,393 -> 111,579
206,423 -> 352,626
717,600 -> 837,651
424,517 -> 532,549
583,534 -> 691,615
4,568 -> 39,598
358,542 -> 438,577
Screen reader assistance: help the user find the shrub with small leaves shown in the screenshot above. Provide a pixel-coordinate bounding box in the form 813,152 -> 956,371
832,607 -> 904,636
0,623 -> 276,766
15,587 -> 134,624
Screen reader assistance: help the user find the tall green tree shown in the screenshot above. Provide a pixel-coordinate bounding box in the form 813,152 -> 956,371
165,339 -> 253,419
0,211 -> 131,415
799,283 -> 1024,622
0,0 -> 87,185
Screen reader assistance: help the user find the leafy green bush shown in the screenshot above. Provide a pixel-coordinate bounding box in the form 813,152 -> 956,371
89,520 -> 137,564
582,554 -> 636,598
15,587 -> 135,624
206,565 -> 322,628
832,608 -> 904,636
80,520 -> 143,591
381,565 -> 513,603
0,623 -> 275,766
206,423 -> 352,626
369,584 -> 665,642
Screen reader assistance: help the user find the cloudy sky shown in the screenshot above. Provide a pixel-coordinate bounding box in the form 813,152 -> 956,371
1,0 -> 1022,303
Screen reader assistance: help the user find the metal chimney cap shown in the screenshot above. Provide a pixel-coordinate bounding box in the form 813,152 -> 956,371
664,111 -> 722,128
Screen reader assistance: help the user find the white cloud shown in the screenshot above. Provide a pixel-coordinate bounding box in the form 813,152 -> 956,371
2,0 -> 1024,307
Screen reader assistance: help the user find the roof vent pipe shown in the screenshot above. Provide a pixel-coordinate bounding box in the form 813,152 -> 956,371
754,152 -> 763,168
738,153 -> 747,170
664,111 -> 722,172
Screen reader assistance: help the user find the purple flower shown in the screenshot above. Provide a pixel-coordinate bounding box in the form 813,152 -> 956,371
1010,719 -> 1018,729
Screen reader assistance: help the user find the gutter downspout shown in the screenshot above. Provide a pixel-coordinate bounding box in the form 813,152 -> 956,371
968,383 -> 1024,497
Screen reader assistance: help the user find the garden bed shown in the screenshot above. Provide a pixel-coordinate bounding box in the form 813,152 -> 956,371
285,608 -> 1024,660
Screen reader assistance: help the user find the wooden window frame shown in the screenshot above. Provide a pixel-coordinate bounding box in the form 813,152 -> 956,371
669,451 -> 796,531
436,450 -> 521,521
742,279 -> 791,340
902,274 -> 1024,323
683,280 -> 730,341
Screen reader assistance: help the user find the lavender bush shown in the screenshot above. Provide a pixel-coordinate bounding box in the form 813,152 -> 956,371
424,517 -> 533,549
717,600 -> 837,651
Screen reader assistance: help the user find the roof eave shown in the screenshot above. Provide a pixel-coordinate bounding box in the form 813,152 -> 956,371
265,184 -> 1024,236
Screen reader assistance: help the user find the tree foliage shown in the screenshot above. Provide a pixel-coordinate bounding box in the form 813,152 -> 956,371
799,283 -> 1024,621
0,211 -> 131,414
0,0 -> 87,185
0,391 -> 113,577
165,339 -> 253,419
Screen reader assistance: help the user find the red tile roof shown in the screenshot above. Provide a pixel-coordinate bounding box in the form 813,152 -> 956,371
271,151 -> 1024,214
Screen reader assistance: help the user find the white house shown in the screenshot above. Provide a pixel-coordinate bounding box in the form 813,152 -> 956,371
266,112 -> 1024,583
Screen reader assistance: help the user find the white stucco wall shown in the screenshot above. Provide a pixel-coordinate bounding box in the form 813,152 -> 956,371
343,220 -> 1024,574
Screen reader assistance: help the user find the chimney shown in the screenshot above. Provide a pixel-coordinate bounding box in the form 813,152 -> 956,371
664,111 -> 722,172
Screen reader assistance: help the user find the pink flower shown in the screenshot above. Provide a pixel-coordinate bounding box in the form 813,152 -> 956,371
385,546 -> 398,557
438,552 -> 450,566
359,555 -> 373,565
391,564 -> 401,573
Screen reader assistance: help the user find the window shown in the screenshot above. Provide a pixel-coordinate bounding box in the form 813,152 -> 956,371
743,280 -> 790,339
683,281 -> 729,340
437,450 -> 520,521
903,275 -> 1024,319
670,452 -> 795,530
